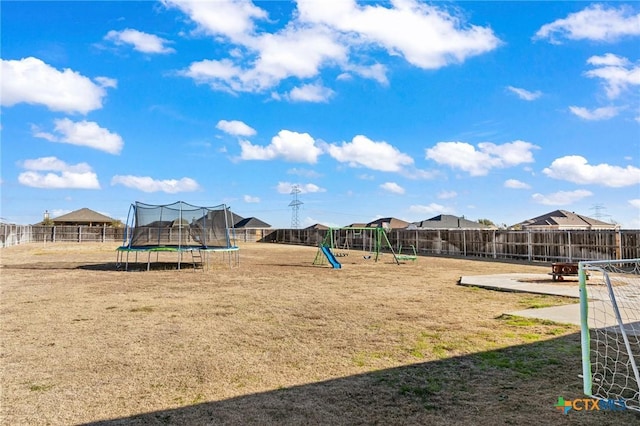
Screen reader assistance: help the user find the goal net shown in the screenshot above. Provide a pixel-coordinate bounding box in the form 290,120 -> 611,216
579,259 -> 640,412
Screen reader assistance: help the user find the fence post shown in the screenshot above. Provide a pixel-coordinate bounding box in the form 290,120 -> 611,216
463,230 -> 467,256
492,230 -> 497,259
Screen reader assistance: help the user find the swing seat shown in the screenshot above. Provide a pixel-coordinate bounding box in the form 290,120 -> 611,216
396,245 -> 417,261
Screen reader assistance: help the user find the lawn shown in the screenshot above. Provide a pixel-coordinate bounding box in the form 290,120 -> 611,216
0,242 -> 636,425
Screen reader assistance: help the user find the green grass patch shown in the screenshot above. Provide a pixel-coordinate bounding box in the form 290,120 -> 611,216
497,314 -> 570,327
399,378 -> 442,397
352,350 -> 390,366
517,295 -> 574,309
29,383 -> 54,392
130,306 -> 154,313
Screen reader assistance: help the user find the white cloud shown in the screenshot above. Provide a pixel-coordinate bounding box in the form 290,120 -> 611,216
239,129 -> 321,163
18,156 -> 100,189
172,0 -> 499,95
21,156 -> 91,173
276,181 -> 326,194
542,155 -> 640,188
531,190 -> 593,206
162,0 -> 268,43
506,86 -> 542,101
504,179 -> 531,189
409,203 -> 456,215
94,76 -> 118,89
342,63 -> 388,85
584,54 -> 640,99
327,135 -> 414,172
243,194 -> 260,203
401,167 -> 439,180
179,59 -> 245,93
380,182 -> 405,194
535,4 -> 640,43
569,106 -> 620,120
630,199 -> 640,209
287,168 -> 321,178
543,156 -> 640,188
1,57 -> 111,114
104,28 -> 175,54
216,119 -> 256,136
33,118 -> 124,154
437,190 -> 457,199
285,82 -> 334,103
110,175 -> 200,193
588,53 -> 631,67
50,209 -> 72,218
180,25 -> 346,94
250,26 -> 347,85
425,140 -> 538,176
297,0 -> 501,69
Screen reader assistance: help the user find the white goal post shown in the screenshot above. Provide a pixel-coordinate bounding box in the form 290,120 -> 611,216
579,259 -> 640,412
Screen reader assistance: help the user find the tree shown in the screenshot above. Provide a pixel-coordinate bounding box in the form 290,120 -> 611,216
477,218 -> 496,227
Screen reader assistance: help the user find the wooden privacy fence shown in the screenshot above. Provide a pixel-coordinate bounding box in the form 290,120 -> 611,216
3,225 -> 639,263
1,224 -> 32,247
1,225 -> 126,247
260,228 -> 640,263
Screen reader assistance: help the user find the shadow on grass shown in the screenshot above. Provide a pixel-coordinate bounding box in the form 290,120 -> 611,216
1,262 -> 205,271
82,334 -> 637,426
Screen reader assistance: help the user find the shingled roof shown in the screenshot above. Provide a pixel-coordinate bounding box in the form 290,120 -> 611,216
51,208 -> 115,225
518,210 -> 618,230
412,215 -> 489,229
366,217 -> 411,229
234,217 -> 271,229
305,223 -> 329,230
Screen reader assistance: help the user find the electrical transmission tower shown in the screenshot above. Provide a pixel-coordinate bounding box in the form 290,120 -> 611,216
289,185 -> 303,229
590,204 -> 610,220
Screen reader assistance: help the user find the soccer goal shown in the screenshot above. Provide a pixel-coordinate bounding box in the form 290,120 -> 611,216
579,259 -> 640,412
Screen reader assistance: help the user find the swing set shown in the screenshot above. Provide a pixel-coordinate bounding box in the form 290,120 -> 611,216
313,227 -> 407,267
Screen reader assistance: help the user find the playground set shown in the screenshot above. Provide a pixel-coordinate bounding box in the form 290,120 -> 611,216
313,227 -> 417,268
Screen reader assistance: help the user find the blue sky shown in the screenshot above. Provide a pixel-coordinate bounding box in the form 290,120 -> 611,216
1,1 -> 639,228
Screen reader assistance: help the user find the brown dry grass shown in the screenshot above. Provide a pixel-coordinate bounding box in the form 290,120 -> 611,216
1,242 -> 637,425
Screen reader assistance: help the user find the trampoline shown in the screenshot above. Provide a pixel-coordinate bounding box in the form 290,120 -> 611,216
116,201 -> 239,271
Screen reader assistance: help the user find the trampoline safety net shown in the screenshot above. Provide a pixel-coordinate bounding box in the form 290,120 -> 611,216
123,201 -> 235,249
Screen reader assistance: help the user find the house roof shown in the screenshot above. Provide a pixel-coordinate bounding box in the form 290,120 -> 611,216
344,223 -> 367,228
518,210 -> 617,229
51,208 -> 115,224
305,223 -> 329,230
228,211 -> 245,226
234,217 -> 271,229
365,217 -> 411,229
413,214 -> 488,229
